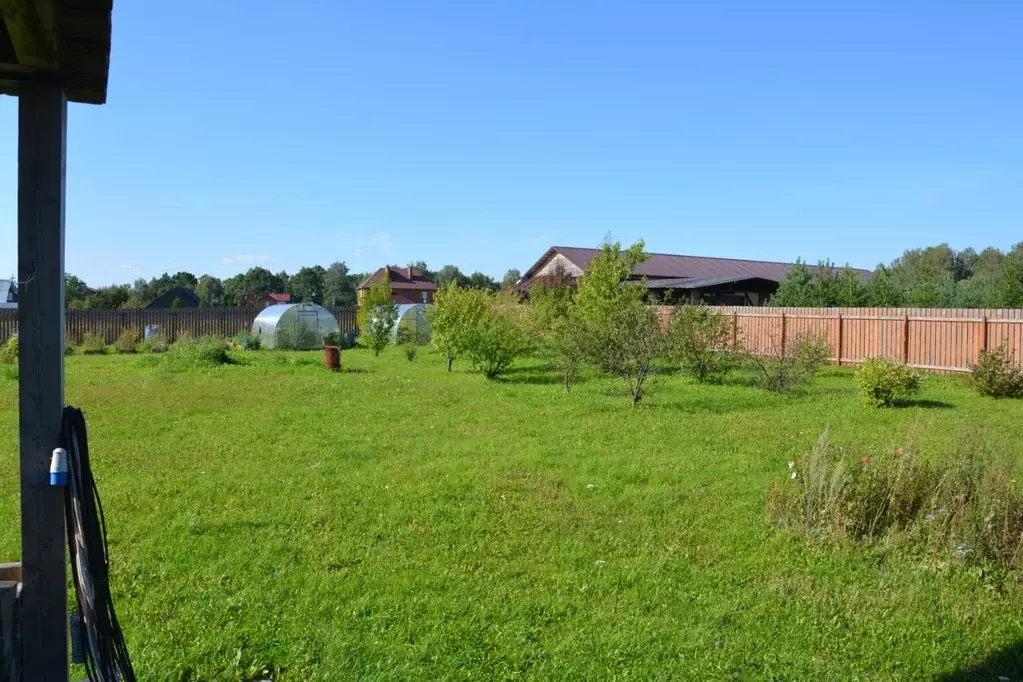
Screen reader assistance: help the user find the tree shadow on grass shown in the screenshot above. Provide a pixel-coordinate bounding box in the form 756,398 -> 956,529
497,372 -> 570,386
935,639 -> 1023,681
899,399 -> 954,410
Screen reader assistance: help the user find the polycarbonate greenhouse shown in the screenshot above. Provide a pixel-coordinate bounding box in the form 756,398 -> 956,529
390,303 -> 431,342
251,303 -> 341,350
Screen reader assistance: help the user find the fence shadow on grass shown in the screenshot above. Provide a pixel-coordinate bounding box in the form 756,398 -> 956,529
935,639 -> 1023,681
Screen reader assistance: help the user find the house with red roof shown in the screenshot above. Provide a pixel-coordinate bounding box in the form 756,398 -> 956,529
250,292 -> 291,309
358,266 -> 438,305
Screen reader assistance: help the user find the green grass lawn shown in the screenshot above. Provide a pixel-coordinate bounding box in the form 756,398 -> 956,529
2,349 -> 1023,681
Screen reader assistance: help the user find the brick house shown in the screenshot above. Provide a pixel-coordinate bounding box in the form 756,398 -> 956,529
358,266 -> 438,305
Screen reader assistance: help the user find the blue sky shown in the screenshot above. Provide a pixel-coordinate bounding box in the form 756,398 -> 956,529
1,1 -> 1021,286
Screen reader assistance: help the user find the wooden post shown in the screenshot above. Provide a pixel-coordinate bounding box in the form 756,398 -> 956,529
731,313 -> 738,352
779,312 -> 787,352
982,313 -> 989,353
17,82 -> 69,682
836,310 -> 843,366
903,313 -> 910,364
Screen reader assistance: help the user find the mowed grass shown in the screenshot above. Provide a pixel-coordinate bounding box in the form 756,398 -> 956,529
2,348 -> 1023,681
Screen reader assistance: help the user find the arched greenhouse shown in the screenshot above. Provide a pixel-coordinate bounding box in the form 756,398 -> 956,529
390,303 -> 431,342
251,303 -> 341,350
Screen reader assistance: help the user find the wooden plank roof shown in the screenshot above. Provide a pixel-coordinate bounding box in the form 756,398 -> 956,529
0,0 -> 113,104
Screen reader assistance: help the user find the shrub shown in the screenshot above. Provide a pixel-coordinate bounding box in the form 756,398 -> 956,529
854,357 -> 923,407
80,332 -> 107,355
525,267 -> 582,391
0,336 -> 18,364
357,277 -> 399,356
749,333 -> 830,394
115,328 -> 140,354
168,339 -> 232,367
139,333 -> 169,354
569,239 -> 661,404
173,331 -> 198,347
65,334 -> 76,356
429,282 -> 488,371
464,292 -> 531,380
322,331 -> 342,348
767,432 -> 1023,574
971,344 -> 1023,399
662,304 -> 738,383
0,365 -> 16,381
397,322 -> 428,363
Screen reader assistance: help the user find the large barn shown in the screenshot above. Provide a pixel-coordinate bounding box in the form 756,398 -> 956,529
520,246 -> 870,306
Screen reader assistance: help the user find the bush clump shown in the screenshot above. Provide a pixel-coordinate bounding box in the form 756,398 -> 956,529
115,328 -> 140,354
79,332 -> 107,355
465,292 -> 531,380
971,344 -> 1023,399
232,333 -> 262,351
0,364 -> 16,381
767,432 -> 1023,575
662,303 -> 738,383
168,339 -> 232,368
139,333 -> 169,354
0,336 -> 18,364
854,356 -> 923,407
749,334 -> 830,394
396,322 -> 429,363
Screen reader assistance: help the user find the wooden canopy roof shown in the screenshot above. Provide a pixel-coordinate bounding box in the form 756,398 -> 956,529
0,0 -> 112,104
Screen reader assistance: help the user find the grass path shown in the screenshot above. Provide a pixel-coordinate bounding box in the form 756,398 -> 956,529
2,349 -> 1022,680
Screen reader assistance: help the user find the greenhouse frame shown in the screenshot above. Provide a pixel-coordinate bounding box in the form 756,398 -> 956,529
251,303 -> 341,350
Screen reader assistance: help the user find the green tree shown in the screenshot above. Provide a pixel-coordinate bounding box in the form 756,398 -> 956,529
998,256 -> 1023,308
243,267 -> 282,300
771,259 -> 813,306
570,239 -> 660,405
463,291 -> 532,379
835,266 -> 866,307
663,303 -> 737,383
865,264 -> 903,307
436,265 -> 470,288
429,282 -> 487,371
357,276 -> 398,356
291,266 -> 326,303
195,275 -> 224,307
808,260 -> 841,306
222,274 -> 248,306
501,268 -> 521,290
467,271 -> 498,292
323,261 -> 356,306
65,274 -> 90,306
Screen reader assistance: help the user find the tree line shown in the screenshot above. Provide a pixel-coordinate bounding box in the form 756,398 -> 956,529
772,241 -> 1023,308
64,261 -> 523,309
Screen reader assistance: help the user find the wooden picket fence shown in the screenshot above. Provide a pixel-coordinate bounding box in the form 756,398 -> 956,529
656,306 -> 1023,373
0,306 -> 358,344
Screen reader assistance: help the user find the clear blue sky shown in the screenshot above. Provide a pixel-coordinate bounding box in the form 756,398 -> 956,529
1,1 -> 1021,286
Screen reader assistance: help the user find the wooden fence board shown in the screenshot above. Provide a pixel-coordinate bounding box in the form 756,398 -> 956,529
657,306 -> 1023,374
0,306 -> 358,344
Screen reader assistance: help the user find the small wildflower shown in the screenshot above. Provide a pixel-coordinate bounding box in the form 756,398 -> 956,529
595,560 -> 605,567
500,493 -> 507,501
896,447 -> 904,456
937,508 -> 946,514
862,456 -> 871,464
586,484 -> 596,489
787,461 -> 795,469
925,514 -> 935,521
998,676 -> 1010,681
714,640 -> 722,649
790,472 -> 798,480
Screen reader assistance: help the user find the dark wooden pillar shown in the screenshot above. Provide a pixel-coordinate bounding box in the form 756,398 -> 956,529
18,82 -> 69,682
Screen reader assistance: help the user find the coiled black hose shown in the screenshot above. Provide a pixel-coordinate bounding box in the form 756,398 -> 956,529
62,406 -> 136,682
